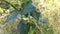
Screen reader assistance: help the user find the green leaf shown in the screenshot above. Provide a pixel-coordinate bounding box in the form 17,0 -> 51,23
31,11 -> 40,20
22,1 -> 35,15
5,10 -> 18,22
17,20 -> 30,34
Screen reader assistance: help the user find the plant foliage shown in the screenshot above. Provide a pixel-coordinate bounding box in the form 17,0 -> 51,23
0,0 -> 54,34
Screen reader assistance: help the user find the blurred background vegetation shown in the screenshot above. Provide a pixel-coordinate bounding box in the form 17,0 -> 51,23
0,0 -> 60,34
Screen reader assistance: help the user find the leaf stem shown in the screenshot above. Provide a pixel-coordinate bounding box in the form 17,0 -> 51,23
31,17 -> 41,32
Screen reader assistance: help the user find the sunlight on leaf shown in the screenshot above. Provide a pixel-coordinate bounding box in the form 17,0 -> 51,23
0,7 -> 4,13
